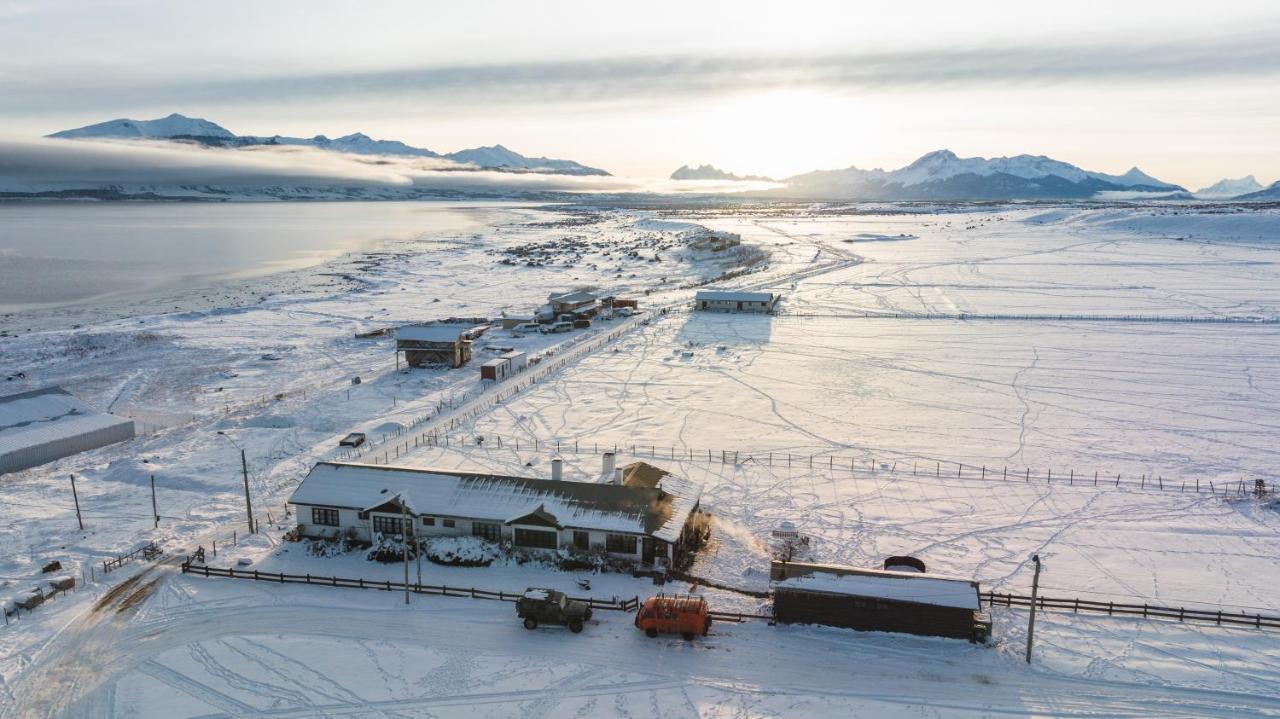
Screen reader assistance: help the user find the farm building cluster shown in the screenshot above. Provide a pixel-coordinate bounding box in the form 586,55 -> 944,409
0,386 -> 135,474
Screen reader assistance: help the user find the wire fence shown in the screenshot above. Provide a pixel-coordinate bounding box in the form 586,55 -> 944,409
777,310 -> 1280,325
344,431 -> 1269,499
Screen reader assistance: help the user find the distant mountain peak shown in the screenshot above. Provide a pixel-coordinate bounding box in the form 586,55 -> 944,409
1195,175 -> 1264,199
669,164 -> 774,182
49,113 -> 235,140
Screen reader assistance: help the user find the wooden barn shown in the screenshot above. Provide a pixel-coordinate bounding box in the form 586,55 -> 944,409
395,325 -> 474,369
547,290 -> 598,316
771,560 -> 989,642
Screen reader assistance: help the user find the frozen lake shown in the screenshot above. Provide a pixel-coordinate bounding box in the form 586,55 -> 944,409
0,201 -> 520,313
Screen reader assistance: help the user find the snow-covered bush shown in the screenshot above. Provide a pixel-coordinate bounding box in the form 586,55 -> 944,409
423,536 -> 501,567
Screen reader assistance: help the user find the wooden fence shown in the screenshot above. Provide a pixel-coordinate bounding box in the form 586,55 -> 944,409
103,540 -> 162,574
981,591 -> 1280,631
180,559 -> 639,612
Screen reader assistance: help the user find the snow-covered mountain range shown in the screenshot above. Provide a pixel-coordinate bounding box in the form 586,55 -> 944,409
48,114 -> 609,175
770,149 -> 1186,200
1235,180 -> 1280,201
669,164 -> 774,182
1195,176 -> 1264,199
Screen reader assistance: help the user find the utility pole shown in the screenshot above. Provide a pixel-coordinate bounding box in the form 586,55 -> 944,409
240,448 -> 254,534
218,431 -> 255,534
401,499 -> 410,605
150,475 -> 159,528
69,474 -> 84,530
1026,554 -> 1042,664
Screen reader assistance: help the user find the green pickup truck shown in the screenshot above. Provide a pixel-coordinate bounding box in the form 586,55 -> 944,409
516,588 -> 593,633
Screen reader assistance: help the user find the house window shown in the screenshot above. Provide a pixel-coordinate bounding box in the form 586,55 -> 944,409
311,508 -> 339,527
357,511 -> 369,520
421,517 -> 435,526
573,530 -> 590,550
606,534 -> 637,554
514,528 -> 558,550
372,516 -> 409,535
472,522 -> 502,542
443,519 -> 456,528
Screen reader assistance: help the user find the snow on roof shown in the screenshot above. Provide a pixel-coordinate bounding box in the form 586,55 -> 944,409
289,462 -> 702,542
0,387 -> 134,459
480,357 -> 508,368
695,290 -> 776,303
548,290 -> 597,304
777,569 -> 980,610
522,588 -> 552,600
396,324 -> 471,342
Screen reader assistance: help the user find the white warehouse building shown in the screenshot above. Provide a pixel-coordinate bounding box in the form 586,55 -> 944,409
0,387 -> 136,475
694,290 -> 779,314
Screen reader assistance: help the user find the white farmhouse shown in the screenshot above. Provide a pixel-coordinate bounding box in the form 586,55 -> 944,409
694,290 -> 779,314
0,387 -> 135,474
288,457 -> 705,567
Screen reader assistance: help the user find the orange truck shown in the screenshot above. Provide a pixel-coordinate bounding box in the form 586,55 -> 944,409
634,594 -> 711,640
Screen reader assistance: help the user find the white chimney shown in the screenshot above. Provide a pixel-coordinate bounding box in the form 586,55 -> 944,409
602,451 -> 616,478
551,458 -> 563,481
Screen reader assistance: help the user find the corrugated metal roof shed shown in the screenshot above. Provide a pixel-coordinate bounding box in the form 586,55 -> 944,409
396,325 -> 471,342
0,387 -> 135,474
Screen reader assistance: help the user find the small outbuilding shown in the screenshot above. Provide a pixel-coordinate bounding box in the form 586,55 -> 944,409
548,290 -> 598,316
480,357 -> 510,382
396,325 -> 474,369
694,290 -> 778,314
771,560 -> 989,642
0,387 -> 135,475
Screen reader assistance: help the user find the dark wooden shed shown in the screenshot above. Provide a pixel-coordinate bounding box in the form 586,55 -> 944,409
771,560 -> 986,641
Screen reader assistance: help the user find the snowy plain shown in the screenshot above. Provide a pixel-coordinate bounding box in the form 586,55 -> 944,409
1,201 -> 1279,717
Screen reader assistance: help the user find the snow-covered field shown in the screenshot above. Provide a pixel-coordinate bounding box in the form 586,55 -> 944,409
2,202 -> 1279,717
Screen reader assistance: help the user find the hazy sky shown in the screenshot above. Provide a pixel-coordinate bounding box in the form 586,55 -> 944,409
2,0 -> 1278,187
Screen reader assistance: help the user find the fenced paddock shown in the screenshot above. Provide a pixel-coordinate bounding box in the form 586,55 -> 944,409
353,431 -> 1267,499
981,591 -> 1280,631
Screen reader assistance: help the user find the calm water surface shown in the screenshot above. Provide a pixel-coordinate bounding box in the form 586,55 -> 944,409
0,201 -> 523,312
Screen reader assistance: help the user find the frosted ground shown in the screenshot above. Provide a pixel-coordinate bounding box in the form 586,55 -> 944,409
2,202 -> 1279,717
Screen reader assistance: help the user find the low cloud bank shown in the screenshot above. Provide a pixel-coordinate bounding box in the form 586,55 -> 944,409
0,138 -> 775,195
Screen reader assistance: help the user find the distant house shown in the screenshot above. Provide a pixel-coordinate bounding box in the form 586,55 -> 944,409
0,387 -> 135,474
288,457 -> 705,567
547,290 -> 598,316
771,560 -> 989,641
694,290 -> 778,314
395,325 -> 474,369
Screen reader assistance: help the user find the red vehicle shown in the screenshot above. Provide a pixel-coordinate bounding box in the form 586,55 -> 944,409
634,594 -> 711,640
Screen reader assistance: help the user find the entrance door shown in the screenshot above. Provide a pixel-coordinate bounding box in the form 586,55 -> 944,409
642,537 -> 655,563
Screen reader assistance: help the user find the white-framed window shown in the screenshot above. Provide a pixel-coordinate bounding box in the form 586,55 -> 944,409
606,534 -> 637,554
373,516 -> 409,535
311,508 -> 339,526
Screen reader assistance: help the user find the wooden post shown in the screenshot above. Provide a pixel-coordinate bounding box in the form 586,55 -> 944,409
69,474 -> 84,531
1026,555 -> 1042,664
151,475 -> 159,528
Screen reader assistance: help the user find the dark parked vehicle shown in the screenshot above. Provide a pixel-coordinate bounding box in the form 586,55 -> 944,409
339,432 -> 367,448
516,588 -> 592,633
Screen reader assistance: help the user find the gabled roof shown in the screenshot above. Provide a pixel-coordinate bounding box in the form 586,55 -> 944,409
289,461 -> 703,542
773,561 -> 980,610
695,290 -> 776,303
507,504 -> 562,528
620,461 -> 670,489
396,324 -> 471,342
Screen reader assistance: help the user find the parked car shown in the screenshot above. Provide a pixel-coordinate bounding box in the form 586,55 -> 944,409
512,322 -> 541,333
338,432 -> 367,448
541,321 -> 573,334
634,594 -> 711,640
516,588 -> 593,633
